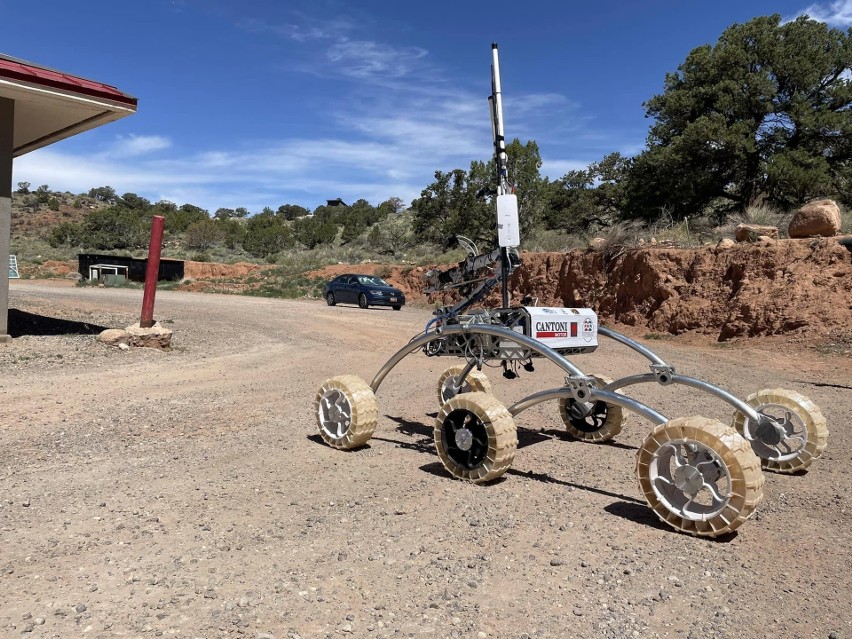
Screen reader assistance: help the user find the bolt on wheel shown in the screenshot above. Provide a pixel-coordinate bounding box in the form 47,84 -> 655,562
731,388 -> 828,473
558,374 -> 626,442
436,364 -> 492,406
636,416 -> 765,537
314,375 -> 378,449
434,391 -> 517,484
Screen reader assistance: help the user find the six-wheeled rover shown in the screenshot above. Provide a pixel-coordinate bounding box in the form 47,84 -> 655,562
314,44 -> 828,537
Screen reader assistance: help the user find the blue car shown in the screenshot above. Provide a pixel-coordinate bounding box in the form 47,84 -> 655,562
324,274 -> 405,310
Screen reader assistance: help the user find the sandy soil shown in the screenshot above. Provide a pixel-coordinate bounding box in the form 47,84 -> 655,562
1,280 -> 850,639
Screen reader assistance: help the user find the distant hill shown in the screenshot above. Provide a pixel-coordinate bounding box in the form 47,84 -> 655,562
10,190 -> 108,239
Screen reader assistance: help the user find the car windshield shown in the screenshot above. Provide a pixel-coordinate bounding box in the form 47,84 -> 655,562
358,275 -> 390,287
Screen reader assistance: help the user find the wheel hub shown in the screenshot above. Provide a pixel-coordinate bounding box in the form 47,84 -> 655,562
318,389 -> 352,439
672,465 -> 704,496
755,413 -> 788,446
455,428 -> 474,451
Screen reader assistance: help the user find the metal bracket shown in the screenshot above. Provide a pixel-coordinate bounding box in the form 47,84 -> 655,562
650,364 -> 675,385
565,376 -> 597,401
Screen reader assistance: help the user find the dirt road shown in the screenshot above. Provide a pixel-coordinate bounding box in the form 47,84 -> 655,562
1,281 -> 850,639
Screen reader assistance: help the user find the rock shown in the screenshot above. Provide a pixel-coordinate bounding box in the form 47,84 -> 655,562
716,238 -> 735,249
125,322 -> 173,349
789,199 -> 842,238
734,224 -> 778,242
588,237 -> 607,251
97,329 -> 129,347
65,271 -> 82,280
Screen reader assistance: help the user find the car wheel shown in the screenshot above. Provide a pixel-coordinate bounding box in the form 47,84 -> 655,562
358,293 -> 368,309
393,305 -> 401,311
326,292 -> 336,306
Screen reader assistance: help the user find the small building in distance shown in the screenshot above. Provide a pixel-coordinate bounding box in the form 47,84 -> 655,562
78,253 -> 184,283
326,198 -> 348,207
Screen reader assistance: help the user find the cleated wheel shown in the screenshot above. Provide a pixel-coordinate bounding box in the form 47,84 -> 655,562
436,364 -> 492,406
358,293 -> 369,309
326,292 -> 336,306
731,388 -> 828,473
314,375 -> 378,449
558,374 -> 626,442
636,416 -> 764,537
434,392 -> 517,484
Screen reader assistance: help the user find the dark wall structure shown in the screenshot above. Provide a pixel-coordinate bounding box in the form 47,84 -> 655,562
78,254 -> 184,282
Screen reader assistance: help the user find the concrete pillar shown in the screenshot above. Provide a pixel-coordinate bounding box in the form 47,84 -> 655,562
0,97 -> 12,342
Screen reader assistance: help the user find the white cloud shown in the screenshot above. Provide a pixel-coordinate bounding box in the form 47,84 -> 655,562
107,134 -> 171,158
790,0 -> 852,26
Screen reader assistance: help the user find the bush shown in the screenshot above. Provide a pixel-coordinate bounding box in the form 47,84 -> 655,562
184,219 -> 224,250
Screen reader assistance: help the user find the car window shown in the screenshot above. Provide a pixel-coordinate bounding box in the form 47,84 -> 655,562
358,276 -> 390,287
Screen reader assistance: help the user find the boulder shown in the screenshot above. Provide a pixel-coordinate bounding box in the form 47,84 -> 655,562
97,328 -> 129,347
788,200 -> 842,238
588,237 -> 607,251
716,238 -> 735,249
735,224 -> 779,242
125,322 -> 173,349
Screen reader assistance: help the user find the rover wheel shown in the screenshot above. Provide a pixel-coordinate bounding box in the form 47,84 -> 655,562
636,416 -> 764,537
326,292 -> 336,306
358,293 -> 369,309
314,375 -> 378,449
436,364 -> 492,406
558,375 -> 625,442
434,392 -> 517,484
731,388 -> 828,473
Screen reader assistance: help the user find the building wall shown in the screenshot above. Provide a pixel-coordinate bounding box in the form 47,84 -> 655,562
0,97 -> 13,341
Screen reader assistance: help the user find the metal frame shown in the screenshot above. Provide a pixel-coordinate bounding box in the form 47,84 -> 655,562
368,321 -> 787,437
370,323 -> 669,426
596,327 -> 771,429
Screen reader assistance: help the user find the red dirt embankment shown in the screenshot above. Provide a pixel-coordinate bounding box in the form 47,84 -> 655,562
323,238 -> 852,341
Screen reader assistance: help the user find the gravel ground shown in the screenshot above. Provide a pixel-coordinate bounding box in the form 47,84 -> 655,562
1,280 -> 850,639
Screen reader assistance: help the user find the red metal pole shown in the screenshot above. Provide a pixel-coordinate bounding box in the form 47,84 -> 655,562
140,215 -> 165,328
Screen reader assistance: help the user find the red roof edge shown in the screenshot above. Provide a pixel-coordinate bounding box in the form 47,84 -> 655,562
0,57 -> 137,109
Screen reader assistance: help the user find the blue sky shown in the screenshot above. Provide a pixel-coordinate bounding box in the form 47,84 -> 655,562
5,0 -> 851,213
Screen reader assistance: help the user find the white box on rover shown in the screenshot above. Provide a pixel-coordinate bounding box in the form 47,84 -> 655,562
524,306 -> 598,353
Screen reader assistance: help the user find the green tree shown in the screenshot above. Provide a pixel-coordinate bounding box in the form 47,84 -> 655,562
82,207 -> 148,249
15,181 -> 30,194
627,14 -> 852,218
545,153 -> 630,231
88,186 -> 117,203
163,203 -> 209,233
120,192 -> 151,210
48,222 -> 85,248
277,204 -> 310,221
35,184 -> 51,204
504,139 -> 548,238
292,216 -> 337,249
242,211 -> 295,258
411,167 -> 492,248
184,219 -> 224,250
214,207 -> 235,220
367,211 -> 416,255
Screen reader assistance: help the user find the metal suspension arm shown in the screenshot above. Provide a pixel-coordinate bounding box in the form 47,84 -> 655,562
370,324 -> 587,393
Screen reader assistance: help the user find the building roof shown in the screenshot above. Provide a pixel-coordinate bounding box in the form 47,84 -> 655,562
0,53 -> 138,157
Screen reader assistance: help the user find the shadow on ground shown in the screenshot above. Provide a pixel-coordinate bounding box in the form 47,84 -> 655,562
8,309 -> 108,338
